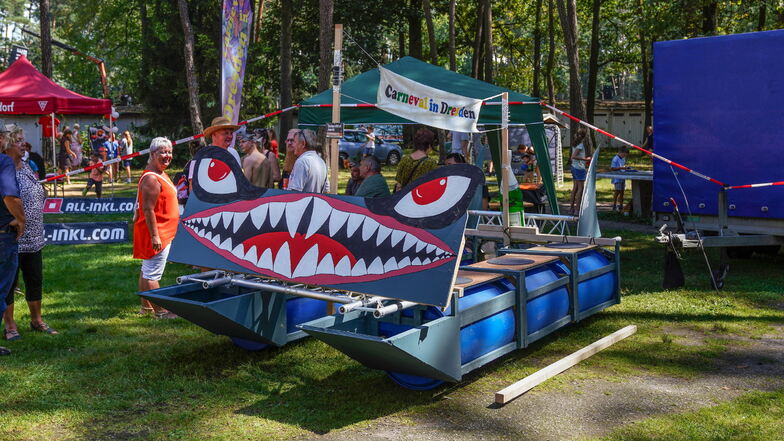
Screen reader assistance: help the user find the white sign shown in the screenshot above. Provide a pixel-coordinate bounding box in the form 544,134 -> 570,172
376,67 -> 483,133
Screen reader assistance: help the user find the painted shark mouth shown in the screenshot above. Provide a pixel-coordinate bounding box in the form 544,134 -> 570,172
182,194 -> 456,284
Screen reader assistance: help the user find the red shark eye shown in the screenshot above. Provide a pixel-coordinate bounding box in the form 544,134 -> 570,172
412,178 -> 447,205
197,158 -> 237,195
208,159 -> 231,181
394,176 -> 472,219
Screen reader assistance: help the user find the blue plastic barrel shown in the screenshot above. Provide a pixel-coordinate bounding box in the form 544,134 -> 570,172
552,250 -> 616,312
382,264 -> 569,390
231,297 -> 327,351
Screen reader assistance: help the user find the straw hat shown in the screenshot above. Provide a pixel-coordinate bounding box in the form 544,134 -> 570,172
204,116 -> 240,138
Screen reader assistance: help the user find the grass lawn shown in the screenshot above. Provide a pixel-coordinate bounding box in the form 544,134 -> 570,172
3,153 -> 782,440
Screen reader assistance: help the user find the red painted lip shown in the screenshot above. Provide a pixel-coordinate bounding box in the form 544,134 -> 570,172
182,194 -> 456,284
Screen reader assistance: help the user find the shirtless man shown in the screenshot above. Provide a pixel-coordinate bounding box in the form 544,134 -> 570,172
239,128 -> 276,188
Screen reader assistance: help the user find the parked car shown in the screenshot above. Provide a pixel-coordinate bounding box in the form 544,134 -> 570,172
339,130 -> 402,167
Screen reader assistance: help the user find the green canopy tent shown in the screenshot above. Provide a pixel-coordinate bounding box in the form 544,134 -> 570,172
298,56 -> 559,214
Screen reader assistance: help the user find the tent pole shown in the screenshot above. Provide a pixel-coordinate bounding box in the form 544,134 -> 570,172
109,114 -> 115,197
328,24 -> 343,194
501,92 -> 510,246
51,112 -> 57,197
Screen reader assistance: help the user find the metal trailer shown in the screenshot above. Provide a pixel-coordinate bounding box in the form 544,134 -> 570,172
652,30 -> 784,287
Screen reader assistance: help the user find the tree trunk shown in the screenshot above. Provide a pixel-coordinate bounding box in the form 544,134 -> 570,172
448,0 -> 456,70
408,0 -> 423,60
482,0 -> 493,82
546,0 -> 556,105
177,0 -> 205,143
556,0 -> 587,144
398,29 -> 406,57
280,0 -> 293,158
318,0 -> 334,91
757,3 -> 766,31
422,0 -> 438,64
638,0 -> 652,129
472,1 -> 485,79
39,0 -> 52,78
702,1 -> 718,35
586,0 -> 601,125
139,0 -> 151,97
532,0 -> 543,97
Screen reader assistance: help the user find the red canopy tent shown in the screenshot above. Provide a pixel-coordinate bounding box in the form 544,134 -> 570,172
0,56 -> 112,193
0,55 -> 111,115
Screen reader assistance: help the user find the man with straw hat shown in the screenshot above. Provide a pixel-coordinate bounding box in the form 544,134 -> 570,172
203,116 -> 241,165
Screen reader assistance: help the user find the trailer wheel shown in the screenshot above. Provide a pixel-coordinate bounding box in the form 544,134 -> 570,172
726,246 -> 754,259
753,245 -> 781,256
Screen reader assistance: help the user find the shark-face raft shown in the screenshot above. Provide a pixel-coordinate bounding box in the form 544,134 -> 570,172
167,146 -> 484,307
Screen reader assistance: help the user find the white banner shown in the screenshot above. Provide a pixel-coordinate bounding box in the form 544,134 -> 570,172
376,67 -> 483,133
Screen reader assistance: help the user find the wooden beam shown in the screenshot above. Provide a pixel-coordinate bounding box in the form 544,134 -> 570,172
494,325 -> 637,405
464,226 -> 621,247
328,24 -> 343,194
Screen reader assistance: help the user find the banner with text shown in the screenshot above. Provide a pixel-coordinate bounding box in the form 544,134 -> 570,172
221,0 -> 253,129
376,67 -> 483,133
43,198 -> 136,215
45,222 -> 129,245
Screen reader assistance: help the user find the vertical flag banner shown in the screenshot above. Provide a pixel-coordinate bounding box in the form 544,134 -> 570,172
221,0 -> 253,127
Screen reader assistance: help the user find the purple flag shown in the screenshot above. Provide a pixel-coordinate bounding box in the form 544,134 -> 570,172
221,0 -> 253,128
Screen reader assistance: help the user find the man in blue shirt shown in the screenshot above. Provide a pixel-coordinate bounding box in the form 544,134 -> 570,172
611,147 -> 629,212
0,129 -> 26,356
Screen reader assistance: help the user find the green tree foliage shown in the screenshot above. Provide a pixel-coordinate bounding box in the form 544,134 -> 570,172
1,0 -> 782,135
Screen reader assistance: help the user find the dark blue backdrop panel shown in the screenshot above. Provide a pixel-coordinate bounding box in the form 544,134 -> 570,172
653,30 -> 784,219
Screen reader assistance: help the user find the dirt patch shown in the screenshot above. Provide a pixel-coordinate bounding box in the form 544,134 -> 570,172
305,328 -> 784,441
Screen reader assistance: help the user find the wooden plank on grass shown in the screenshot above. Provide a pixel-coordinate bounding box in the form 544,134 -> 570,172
494,325 -> 637,405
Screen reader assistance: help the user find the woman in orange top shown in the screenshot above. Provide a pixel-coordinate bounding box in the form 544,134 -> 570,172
133,137 -> 179,319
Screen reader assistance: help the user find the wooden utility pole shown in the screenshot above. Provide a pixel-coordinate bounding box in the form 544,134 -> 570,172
39,0 -> 52,78
329,24 -> 343,194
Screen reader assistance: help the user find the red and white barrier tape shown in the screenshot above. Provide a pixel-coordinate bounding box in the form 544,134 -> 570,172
725,181 -> 784,190
40,106 -> 300,183
299,101 -> 540,108
542,103 -> 727,187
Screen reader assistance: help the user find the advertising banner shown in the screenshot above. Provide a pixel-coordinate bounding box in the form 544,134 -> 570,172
43,198 -> 136,215
221,0 -> 253,128
376,67 -> 483,133
45,222 -> 129,245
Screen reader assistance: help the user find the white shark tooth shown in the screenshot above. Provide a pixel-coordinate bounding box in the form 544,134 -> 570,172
232,211 -> 249,234
383,257 -> 398,273
268,202 -> 285,228
411,257 -> 422,266
390,230 -> 405,247
257,248 -> 273,270
232,243 -> 244,258
367,256 -> 384,274
345,213 -> 364,238
422,257 -> 431,265
426,243 -> 436,254
403,234 -> 417,252
415,240 -> 427,253
316,253 -> 335,275
293,244 -> 319,278
198,217 -> 206,225
328,209 -> 349,237
335,255 -> 352,276
361,217 -> 379,241
250,204 -> 268,229
209,213 -> 221,229
219,237 -> 232,251
221,212 -> 233,229
272,242 -> 291,278
210,234 -> 222,248
351,258 -> 367,276
244,245 -> 258,264
205,231 -> 213,241
196,228 -> 205,238
375,225 -> 392,246
306,198 -> 332,239
397,256 -> 411,268
285,197 -> 311,238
